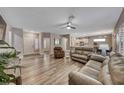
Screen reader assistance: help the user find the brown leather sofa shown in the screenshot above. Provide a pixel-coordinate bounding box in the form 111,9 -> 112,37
54,47 -> 65,58
69,52 -> 124,85
70,47 -> 93,64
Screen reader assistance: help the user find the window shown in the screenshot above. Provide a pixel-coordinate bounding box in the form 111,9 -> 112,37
118,26 -> 124,55
54,38 -> 60,45
34,38 -> 39,50
93,39 -> 105,42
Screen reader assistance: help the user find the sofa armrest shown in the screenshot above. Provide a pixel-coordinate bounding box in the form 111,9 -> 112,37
90,54 -> 106,63
69,71 -> 103,85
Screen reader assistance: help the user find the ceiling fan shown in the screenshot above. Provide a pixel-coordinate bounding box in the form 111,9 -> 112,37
58,15 -> 76,30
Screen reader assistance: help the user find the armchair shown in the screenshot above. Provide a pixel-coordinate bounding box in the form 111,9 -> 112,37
54,47 -> 65,58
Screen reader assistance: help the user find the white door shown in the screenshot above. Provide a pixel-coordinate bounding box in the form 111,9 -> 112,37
24,33 -> 34,55
43,38 -> 50,52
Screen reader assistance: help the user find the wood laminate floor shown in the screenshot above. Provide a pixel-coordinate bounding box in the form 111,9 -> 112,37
21,54 -> 83,85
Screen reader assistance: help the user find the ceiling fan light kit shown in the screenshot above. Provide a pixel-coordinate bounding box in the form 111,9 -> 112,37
66,26 -> 71,29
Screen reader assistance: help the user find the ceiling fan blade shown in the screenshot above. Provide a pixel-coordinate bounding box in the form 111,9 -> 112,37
71,26 -> 76,29
59,26 -> 66,29
56,23 -> 67,27
70,22 -> 77,26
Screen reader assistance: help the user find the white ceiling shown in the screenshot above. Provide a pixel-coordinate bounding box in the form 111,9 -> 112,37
0,7 -> 123,37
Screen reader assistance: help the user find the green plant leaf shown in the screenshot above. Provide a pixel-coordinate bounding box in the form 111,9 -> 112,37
0,41 -> 18,84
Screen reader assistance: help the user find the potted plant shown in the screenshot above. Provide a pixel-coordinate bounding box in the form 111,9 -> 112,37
0,50 -> 18,84
0,47 -> 20,85
0,40 -> 22,85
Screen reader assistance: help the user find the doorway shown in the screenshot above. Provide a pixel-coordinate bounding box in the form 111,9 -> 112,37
43,37 -> 50,52
62,37 -> 68,51
99,43 -> 109,56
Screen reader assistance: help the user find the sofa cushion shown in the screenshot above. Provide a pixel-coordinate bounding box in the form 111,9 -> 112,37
109,54 -> 124,84
71,57 -> 87,63
90,54 -> 106,62
75,50 -> 82,54
75,47 -> 82,50
82,47 -> 93,52
69,71 -> 102,85
79,66 -> 99,80
71,54 -> 88,61
82,51 -> 90,56
98,64 -> 113,85
86,60 -> 102,71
